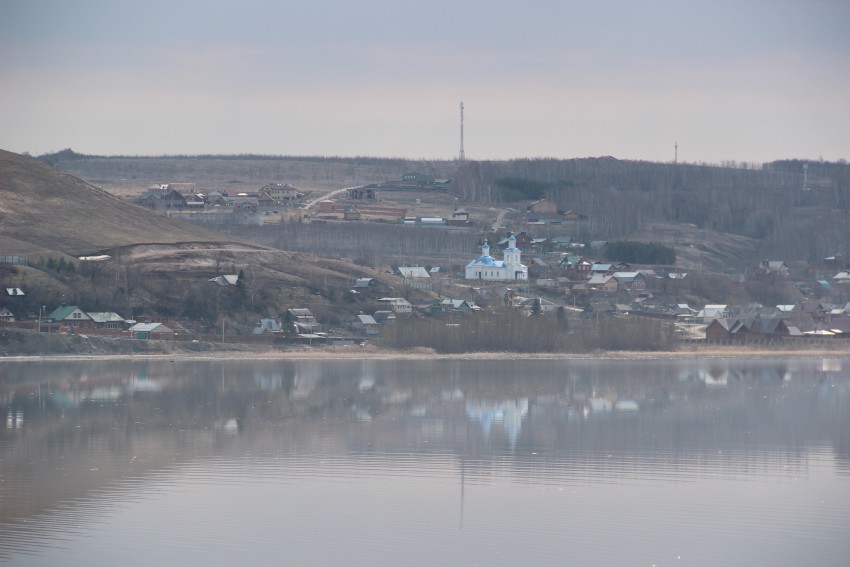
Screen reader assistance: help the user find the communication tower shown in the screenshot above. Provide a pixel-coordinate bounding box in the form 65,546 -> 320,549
458,101 -> 465,162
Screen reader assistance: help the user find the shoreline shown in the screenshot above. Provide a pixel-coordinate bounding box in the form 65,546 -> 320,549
2,344 -> 848,363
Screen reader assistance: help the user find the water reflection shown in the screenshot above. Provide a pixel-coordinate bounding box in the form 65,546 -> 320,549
1,357 -> 849,565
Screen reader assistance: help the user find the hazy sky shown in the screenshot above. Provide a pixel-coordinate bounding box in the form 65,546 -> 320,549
1,0 -> 848,163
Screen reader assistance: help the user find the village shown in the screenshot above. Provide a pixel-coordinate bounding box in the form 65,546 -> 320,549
2,168 -> 850,349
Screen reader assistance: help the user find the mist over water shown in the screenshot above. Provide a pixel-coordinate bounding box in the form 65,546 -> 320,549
2,357 -> 849,566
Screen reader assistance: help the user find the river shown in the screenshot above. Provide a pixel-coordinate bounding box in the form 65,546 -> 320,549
1,357 -> 848,566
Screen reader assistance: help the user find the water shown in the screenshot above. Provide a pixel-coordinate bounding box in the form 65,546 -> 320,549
1,357 -> 849,566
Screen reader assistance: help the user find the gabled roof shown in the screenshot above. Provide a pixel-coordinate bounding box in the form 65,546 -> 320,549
87,312 -> 127,324
47,305 -> 90,321
587,274 -> 614,285
252,318 -> 282,334
354,277 -> 375,287
378,297 -> 412,305
287,308 -> 315,318
355,314 -> 378,325
129,322 -> 173,333
5,287 -> 25,296
612,271 -> 644,282
397,266 -> 430,278
209,274 -> 239,286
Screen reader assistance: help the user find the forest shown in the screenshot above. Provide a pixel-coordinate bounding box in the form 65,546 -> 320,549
453,157 -> 850,262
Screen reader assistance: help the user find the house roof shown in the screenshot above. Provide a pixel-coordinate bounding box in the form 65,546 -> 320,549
397,266 -> 430,278
287,308 -> 315,318
252,318 -> 282,334
87,312 -> 127,324
378,297 -> 412,305
612,271 -> 643,282
356,314 -> 378,325
5,287 -> 25,296
47,305 -> 88,321
129,322 -> 173,333
209,274 -> 239,286
354,277 -> 374,287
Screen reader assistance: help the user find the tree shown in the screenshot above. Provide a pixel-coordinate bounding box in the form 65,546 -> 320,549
531,298 -> 542,317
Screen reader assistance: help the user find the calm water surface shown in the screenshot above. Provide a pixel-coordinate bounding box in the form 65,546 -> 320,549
1,357 -> 849,566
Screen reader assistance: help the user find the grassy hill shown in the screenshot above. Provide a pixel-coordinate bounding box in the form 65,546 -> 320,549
0,149 -> 233,255
0,149 -> 419,327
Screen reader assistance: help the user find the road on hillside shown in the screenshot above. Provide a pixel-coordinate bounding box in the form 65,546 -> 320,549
303,186 -> 365,210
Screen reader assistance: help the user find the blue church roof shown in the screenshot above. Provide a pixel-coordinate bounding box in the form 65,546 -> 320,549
466,255 -> 506,268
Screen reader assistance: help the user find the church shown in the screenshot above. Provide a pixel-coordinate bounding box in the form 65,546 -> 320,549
465,234 -> 528,282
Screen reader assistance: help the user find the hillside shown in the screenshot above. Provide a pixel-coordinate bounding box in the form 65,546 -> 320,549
0,149 -> 233,255
0,149 -> 421,326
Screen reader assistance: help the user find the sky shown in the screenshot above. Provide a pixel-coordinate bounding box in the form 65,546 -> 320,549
1,0 -> 848,164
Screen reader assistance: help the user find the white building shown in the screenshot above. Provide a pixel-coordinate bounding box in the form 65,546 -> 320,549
465,235 -> 528,282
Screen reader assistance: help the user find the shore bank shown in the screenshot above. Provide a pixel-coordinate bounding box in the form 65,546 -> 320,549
2,343 -> 848,363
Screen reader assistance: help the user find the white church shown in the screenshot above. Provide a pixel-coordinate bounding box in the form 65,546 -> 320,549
465,234 -> 528,282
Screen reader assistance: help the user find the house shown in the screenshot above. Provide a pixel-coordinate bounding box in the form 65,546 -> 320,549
87,312 -> 128,330
252,318 -> 283,335
209,274 -> 239,286
440,299 -> 479,313
704,317 -> 793,342
612,272 -> 647,291
352,314 -> 380,335
343,204 -> 361,220
590,263 -> 612,274
587,274 -> 617,293
128,322 -> 174,339
261,183 -> 302,205
755,260 -> 789,277
0,307 -> 15,322
372,310 -> 397,325
448,208 -> 471,226
377,297 -> 413,313
550,236 -> 573,250
347,186 -> 376,200
401,172 -> 435,187
465,235 -> 528,282
526,199 -> 558,216
516,297 -> 556,315
396,266 -> 430,279
823,254 -> 843,268
614,303 -> 633,315
286,308 -> 321,333
353,277 -> 376,289
698,304 -> 730,322
47,305 -> 93,329
833,271 -> 850,285
573,260 -> 593,278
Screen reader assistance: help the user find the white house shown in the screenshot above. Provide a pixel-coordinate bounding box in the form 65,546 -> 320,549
377,297 -> 413,313
465,235 -> 528,282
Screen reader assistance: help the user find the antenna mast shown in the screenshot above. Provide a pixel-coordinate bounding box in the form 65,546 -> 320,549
458,101 -> 465,162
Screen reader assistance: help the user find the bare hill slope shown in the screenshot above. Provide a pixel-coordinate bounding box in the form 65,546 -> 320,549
0,149 -> 232,255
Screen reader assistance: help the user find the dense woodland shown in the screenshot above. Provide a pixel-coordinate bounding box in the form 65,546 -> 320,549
454,158 -> 850,261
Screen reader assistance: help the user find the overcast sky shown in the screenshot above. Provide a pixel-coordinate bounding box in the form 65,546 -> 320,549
1,0 -> 848,163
